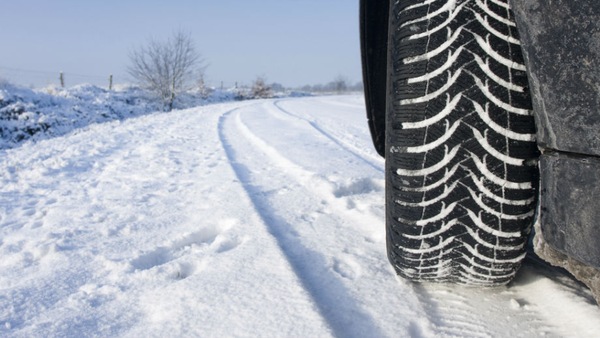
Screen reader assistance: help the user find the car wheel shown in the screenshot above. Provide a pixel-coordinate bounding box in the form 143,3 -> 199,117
385,0 -> 539,285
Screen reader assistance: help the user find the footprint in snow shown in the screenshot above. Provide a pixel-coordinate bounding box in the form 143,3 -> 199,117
332,255 -> 362,280
129,219 -> 242,275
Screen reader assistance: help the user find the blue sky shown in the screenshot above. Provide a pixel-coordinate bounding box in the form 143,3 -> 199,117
0,0 -> 362,88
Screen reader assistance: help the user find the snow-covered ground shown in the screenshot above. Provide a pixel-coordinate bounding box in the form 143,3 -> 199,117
1,94 -> 599,337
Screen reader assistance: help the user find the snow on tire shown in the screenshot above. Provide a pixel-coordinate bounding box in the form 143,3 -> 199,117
386,0 -> 539,285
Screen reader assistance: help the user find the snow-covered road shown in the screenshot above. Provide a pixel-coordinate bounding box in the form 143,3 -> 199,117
1,96 -> 599,337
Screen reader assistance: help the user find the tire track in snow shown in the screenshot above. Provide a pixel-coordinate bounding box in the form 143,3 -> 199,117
230,102 -> 384,243
217,107 -> 388,338
272,100 -> 384,173
409,275 -> 561,337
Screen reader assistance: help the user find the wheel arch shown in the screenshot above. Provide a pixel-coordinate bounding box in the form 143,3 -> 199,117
360,0 -> 389,158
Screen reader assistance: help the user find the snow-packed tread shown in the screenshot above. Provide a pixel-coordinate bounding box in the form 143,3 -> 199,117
386,0 -> 538,285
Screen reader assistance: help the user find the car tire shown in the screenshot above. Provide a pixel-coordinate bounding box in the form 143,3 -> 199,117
385,0 -> 539,285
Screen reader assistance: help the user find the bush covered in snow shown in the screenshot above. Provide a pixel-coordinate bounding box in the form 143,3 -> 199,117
0,82 -> 240,150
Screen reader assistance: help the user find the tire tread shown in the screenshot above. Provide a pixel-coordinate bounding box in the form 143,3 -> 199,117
386,0 -> 538,285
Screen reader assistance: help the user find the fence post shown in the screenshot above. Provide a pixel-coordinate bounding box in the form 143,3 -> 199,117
59,72 -> 65,88
109,74 -> 113,90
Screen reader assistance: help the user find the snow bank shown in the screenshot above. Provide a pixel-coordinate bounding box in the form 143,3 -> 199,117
0,82 -> 267,150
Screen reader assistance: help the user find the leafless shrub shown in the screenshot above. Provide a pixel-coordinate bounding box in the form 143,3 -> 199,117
250,76 -> 272,99
128,31 -> 203,111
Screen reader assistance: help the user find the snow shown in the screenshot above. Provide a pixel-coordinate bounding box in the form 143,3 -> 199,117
0,81 -> 244,150
1,86 -> 599,337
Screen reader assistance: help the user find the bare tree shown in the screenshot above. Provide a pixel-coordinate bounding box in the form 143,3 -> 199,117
128,31 -> 203,111
250,76 -> 273,99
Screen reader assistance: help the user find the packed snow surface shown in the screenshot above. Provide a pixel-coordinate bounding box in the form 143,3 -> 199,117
1,94 -> 599,337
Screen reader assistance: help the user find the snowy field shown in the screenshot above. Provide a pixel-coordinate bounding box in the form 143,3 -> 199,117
1,94 -> 600,337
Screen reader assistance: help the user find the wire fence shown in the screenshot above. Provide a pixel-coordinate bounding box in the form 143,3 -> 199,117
0,65 -> 118,89
0,66 -> 246,91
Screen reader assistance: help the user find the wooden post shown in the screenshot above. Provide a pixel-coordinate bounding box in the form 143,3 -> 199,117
60,72 -> 64,88
109,74 -> 113,90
